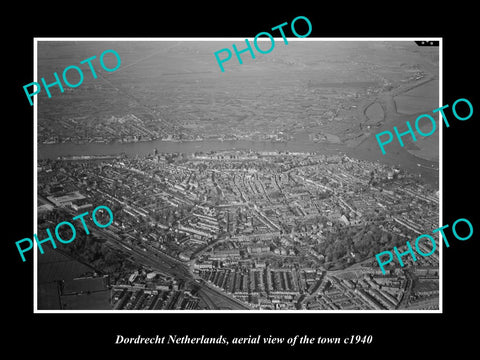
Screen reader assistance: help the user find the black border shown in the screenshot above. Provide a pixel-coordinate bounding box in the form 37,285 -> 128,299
6,4 -> 478,355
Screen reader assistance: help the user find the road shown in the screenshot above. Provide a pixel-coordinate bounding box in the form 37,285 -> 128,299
397,270 -> 414,309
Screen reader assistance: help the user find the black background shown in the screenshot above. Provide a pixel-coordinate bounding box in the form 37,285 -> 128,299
5,4 -> 478,356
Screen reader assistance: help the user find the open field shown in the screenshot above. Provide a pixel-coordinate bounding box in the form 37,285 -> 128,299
365,102 -> 384,123
394,79 -> 439,114
37,41 -> 439,155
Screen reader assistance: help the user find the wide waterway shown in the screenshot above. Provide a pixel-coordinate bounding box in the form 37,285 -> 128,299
38,135 -> 439,186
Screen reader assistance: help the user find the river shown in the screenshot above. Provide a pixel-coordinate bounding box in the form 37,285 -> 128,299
38,135 -> 439,186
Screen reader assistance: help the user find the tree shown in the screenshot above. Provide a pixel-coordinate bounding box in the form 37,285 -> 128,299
105,251 -> 119,266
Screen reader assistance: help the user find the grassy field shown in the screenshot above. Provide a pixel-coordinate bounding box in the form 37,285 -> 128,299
365,102 -> 384,123
37,247 -> 109,310
394,79 -> 439,115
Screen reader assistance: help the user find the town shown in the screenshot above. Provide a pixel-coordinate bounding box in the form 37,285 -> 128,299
37,150 -> 439,310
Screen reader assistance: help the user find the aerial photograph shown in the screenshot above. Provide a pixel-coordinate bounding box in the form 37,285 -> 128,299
35,39 -> 440,311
